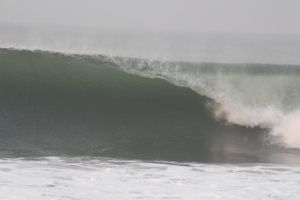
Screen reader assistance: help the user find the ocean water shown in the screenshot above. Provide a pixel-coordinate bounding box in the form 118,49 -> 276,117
0,26 -> 300,199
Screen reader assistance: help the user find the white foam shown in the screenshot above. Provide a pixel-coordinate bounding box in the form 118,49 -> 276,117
0,157 -> 299,200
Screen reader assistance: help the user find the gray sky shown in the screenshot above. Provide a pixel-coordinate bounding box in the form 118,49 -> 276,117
1,0 -> 300,34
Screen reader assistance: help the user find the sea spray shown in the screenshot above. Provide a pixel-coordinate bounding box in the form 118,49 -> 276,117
272,111 -> 300,149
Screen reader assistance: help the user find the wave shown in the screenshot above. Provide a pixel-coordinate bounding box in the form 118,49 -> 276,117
0,48 -> 300,164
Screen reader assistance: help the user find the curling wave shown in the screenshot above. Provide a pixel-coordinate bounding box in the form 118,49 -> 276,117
0,48 -> 300,164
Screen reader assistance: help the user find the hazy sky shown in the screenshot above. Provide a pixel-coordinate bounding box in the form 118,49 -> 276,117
1,0 -> 300,34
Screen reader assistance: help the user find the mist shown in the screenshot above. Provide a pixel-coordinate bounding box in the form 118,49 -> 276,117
1,0 -> 300,64
1,0 -> 300,34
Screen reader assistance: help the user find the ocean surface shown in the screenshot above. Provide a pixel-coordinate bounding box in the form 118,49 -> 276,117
0,27 -> 300,199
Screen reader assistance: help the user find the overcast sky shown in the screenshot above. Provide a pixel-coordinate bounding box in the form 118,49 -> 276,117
1,0 -> 300,34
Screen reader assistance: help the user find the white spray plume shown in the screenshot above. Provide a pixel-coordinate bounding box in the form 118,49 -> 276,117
271,111 -> 300,149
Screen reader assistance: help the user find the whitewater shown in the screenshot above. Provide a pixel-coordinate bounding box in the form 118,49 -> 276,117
1,157 -> 300,200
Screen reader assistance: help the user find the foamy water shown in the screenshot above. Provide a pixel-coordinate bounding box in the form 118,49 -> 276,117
0,157 -> 299,200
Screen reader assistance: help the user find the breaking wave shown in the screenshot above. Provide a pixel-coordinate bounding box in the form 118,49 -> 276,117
0,47 -> 300,164
113,58 -> 300,148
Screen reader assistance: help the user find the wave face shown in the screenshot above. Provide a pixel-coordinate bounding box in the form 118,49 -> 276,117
0,48 -> 300,164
